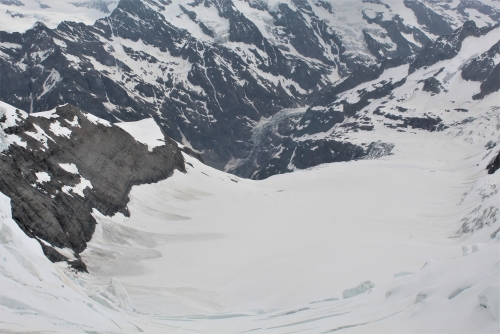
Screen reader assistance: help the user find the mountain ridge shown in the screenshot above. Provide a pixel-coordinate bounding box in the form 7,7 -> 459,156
1,0 -> 498,176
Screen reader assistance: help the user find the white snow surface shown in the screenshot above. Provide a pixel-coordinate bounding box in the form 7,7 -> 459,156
83,112 -> 112,127
31,107 -> 58,119
0,0 -> 118,32
35,171 -> 50,183
116,117 -> 165,151
59,162 -> 79,174
0,101 -> 498,332
49,120 -> 72,138
61,176 -> 93,197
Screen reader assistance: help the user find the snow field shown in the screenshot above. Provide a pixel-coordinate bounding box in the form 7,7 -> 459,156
0,101 -> 498,331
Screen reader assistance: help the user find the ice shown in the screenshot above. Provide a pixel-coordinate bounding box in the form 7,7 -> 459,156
0,93 -> 499,331
342,281 -> 375,299
106,277 -> 134,311
0,0 -> 118,32
0,15 -> 499,329
58,162 -> 93,197
462,245 -> 470,255
38,68 -> 61,98
64,115 -> 80,128
0,103 -> 28,151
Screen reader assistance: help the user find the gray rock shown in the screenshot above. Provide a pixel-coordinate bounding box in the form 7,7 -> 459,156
0,104 -> 185,270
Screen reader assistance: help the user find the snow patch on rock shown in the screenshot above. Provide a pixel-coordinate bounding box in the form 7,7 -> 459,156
116,118 -> 165,152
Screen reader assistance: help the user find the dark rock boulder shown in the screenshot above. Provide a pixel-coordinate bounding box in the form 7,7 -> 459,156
487,150 -> 500,174
421,77 -> 443,94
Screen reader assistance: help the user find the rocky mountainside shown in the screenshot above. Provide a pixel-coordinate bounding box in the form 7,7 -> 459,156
0,0 -> 499,176
0,102 -> 186,270
234,19 -> 500,178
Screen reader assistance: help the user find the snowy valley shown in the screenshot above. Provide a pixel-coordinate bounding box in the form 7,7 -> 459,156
0,0 -> 499,333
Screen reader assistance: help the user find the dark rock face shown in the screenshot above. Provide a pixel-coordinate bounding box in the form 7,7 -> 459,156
473,63 -> 500,100
0,0 -> 341,170
487,150 -> 500,174
457,0 -> 500,23
0,104 -> 185,270
403,0 -> 454,36
231,75 -> 407,179
402,116 -> 446,132
461,40 -> 500,99
308,64 -> 386,109
250,139 -> 367,180
373,108 -> 446,132
362,12 -> 426,61
462,40 -> 500,81
409,21 -> 499,74
271,3 -> 333,65
421,77 -> 442,94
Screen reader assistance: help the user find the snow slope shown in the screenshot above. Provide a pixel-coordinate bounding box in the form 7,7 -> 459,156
116,117 -> 165,151
0,0 -> 118,32
1,98 -> 498,332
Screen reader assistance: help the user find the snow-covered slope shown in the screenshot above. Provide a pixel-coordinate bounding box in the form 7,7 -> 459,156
0,95 -> 498,332
0,0 -> 118,32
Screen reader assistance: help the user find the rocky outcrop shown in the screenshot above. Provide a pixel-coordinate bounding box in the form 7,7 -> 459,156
0,104 -> 185,270
421,77 -> 443,94
403,0 -> 453,36
457,0 -> 500,23
409,21 -> 499,74
462,40 -> 500,99
487,151 -> 500,175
